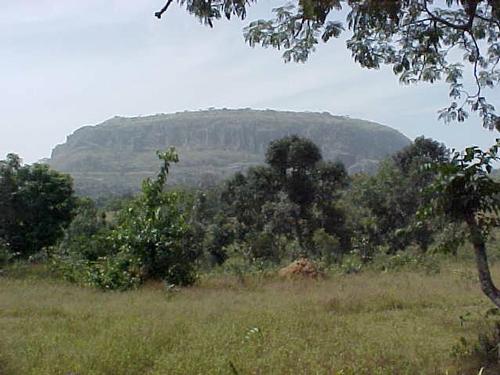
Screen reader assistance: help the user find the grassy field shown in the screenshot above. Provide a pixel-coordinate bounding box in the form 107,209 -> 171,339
0,261 -> 499,375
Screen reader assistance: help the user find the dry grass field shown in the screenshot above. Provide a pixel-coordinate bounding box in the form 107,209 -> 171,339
0,261 -> 499,374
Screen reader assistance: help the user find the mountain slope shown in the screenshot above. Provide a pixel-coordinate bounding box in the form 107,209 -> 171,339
48,109 -> 411,197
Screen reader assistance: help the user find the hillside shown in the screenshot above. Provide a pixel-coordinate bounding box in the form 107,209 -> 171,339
48,109 -> 411,197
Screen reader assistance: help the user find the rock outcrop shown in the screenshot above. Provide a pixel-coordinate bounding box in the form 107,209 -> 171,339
48,109 -> 411,197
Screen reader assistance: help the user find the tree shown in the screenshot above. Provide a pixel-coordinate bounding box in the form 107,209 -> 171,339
393,136 -> 449,174
0,154 -> 20,247
0,154 -> 76,257
346,137 -> 449,254
156,0 -> 499,129
266,135 -> 322,175
310,161 -> 351,252
266,135 -> 321,207
219,136 -> 350,260
431,142 -> 500,308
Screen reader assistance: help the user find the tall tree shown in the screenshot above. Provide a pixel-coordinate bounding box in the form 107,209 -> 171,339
220,136 -> 350,259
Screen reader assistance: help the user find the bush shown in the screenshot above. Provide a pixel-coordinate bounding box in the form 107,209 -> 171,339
371,251 -> 441,274
312,228 -> 341,264
339,253 -> 364,274
241,231 -> 278,262
52,149 -> 198,290
57,199 -> 109,260
0,239 -> 12,268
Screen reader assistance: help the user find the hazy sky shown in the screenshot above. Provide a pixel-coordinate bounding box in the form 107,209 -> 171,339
1,0 -> 499,163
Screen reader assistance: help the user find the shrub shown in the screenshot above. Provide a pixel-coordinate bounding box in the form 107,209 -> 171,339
371,251 -> 441,274
52,149 -> 198,290
339,253 -> 364,274
0,239 -> 12,268
312,228 -> 341,264
244,231 -> 283,262
57,199 -> 109,260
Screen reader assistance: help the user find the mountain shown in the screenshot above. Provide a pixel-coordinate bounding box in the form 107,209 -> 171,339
48,109 -> 411,197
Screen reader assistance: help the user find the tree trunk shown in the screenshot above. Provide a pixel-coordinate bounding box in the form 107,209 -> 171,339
466,215 -> 500,309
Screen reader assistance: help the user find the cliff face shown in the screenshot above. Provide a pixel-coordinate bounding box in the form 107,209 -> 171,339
48,109 -> 411,197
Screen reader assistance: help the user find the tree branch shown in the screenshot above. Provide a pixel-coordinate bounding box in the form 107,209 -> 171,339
423,0 -> 470,31
468,30 -> 483,99
476,14 -> 500,30
155,0 -> 174,19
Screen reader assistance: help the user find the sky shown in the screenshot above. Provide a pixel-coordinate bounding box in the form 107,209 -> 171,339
1,0 -> 499,163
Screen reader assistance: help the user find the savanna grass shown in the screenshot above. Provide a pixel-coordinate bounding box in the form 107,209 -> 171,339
0,261 -> 498,374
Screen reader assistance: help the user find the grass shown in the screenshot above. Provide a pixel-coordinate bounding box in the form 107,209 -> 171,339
0,261 -> 499,374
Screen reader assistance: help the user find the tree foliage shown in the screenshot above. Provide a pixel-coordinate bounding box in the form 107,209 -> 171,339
429,139 -> 500,308
345,137 -> 450,255
53,148 -> 198,289
0,154 -> 76,258
158,0 -> 500,129
218,136 -> 350,262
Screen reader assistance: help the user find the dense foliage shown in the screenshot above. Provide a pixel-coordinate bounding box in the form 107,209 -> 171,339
48,135 -> 465,286
208,135 -> 351,264
6,135 -> 500,299
0,154 -> 76,258
170,135 -> 457,270
345,137 -> 452,257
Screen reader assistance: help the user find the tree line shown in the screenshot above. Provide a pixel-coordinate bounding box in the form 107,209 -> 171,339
3,135 -> 497,298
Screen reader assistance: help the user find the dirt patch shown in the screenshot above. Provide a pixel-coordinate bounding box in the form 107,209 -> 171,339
278,258 -> 322,279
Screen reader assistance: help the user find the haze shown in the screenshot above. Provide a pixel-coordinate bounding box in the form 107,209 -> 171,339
1,0 -> 499,163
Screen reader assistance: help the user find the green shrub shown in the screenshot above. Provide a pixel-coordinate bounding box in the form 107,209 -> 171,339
202,220 -> 234,266
371,251 -> 441,274
244,231 -> 282,262
52,149 -> 198,290
312,228 -> 341,264
84,255 -> 142,290
339,253 -> 364,274
57,199 -> 109,260
0,239 -> 12,268
430,222 -> 466,255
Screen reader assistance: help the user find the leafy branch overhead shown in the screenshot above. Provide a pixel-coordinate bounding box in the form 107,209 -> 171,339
156,0 -> 500,130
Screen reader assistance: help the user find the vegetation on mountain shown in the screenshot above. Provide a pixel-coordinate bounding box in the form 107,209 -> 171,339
48,109 -> 411,198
